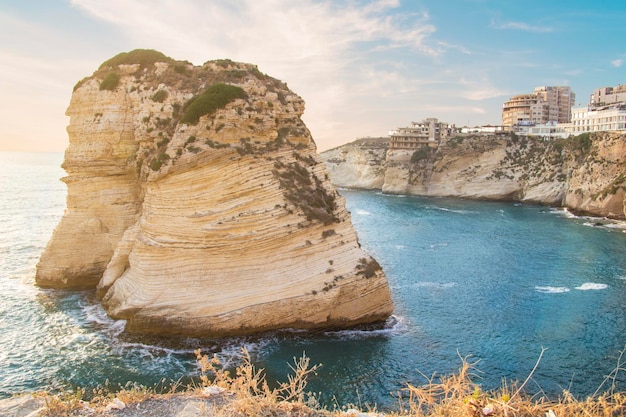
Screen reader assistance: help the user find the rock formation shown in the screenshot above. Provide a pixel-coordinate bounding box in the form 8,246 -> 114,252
322,132 -> 626,220
36,49 -> 393,337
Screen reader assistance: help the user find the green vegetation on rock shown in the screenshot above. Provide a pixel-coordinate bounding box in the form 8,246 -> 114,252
151,89 -> 168,103
272,160 -> 338,225
411,145 -> 433,163
98,49 -> 174,70
148,152 -> 170,171
99,72 -> 120,91
568,132 -> 593,155
356,257 -> 382,278
180,83 -> 248,125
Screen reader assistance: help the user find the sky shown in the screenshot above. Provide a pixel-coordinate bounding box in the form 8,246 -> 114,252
0,1 -> 624,152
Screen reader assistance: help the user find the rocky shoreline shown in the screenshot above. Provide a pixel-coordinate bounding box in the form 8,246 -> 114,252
321,132 -> 626,220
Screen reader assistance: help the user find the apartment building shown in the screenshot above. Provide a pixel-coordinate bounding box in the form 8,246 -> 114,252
590,85 -> 626,107
502,86 -> 575,126
388,118 -> 455,149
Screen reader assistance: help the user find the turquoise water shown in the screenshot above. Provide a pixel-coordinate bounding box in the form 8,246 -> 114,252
1,152 -> 625,410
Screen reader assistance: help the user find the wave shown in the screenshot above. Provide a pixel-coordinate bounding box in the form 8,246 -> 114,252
581,220 -> 625,230
605,222 -> 626,231
356,209 -> 371,215
549,208 -> 626,231
83,303 -> 126,335
550,207 -> 577,218
375,191 -> 406,198
82,300 -> 281,369
575,283 -> 608,291
535,283 -> 609,293
433,207 -> 473,215
535,286 -> 570,294
322,315 -> 408,339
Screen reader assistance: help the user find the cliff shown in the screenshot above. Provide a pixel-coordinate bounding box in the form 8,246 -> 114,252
322,132 -> 626,219
36,49 -> 393,337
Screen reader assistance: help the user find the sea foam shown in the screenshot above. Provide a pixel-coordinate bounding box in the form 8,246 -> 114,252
323,315 -> 408,339
575,283 -> 608,291
535,286 -> 570,294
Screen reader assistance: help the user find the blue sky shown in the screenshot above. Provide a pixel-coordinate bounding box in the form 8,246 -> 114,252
0,0 -> 624,152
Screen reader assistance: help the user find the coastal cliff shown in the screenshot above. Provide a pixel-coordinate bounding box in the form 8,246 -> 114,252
36,49 -> 393,336
322,132 -> 626,219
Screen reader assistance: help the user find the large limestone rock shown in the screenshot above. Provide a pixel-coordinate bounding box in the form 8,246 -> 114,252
36,50 -> 393,336
322,132 -> 626,219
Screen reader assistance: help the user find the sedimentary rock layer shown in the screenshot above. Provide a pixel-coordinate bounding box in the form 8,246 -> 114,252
322,133 -> 626,219
36,50 -> 393,336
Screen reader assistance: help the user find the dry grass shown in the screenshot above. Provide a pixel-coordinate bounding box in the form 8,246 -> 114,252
34,347 -> 626,416
390,348 -> 626,417
190,347 -> 626,417
193,348 -> 327,416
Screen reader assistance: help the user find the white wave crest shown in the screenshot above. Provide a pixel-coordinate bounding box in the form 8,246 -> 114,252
535,286 -> 570,294
604,221 -> 626,231
356,209 -> 371,215
435,207 -> 472,215
575,283 -> 608,291
548,207 -> 576,218
323,315 -> 408,339
83,303 -> 127,336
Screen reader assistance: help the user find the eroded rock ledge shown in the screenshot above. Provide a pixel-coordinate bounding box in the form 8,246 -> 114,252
321,133 -> 626,220
36,49 -> 393,336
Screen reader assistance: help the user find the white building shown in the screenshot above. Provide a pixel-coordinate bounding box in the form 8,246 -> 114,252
569,104 -> 626,134
528,122 -> 570,139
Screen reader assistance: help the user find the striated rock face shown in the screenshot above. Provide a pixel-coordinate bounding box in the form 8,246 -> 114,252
320,138 -> 388,189
322,132 -> 626,219
36,50 -> 393,336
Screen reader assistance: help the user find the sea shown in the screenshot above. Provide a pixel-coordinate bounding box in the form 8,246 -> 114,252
1,151 -> 625,411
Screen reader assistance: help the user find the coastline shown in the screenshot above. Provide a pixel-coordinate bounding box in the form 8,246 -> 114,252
321,132 -> 626,221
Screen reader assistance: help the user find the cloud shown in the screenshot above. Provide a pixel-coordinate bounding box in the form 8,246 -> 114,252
436,41 -> 472,55
611,59 -> 623,68
68,0 -> 439,150
490,19 -> 553,33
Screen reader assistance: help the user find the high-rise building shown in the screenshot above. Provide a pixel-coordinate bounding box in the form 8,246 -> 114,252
502,86 -> 575,126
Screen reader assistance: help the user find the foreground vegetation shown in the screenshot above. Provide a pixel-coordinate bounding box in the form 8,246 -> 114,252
30,347 -> 625,416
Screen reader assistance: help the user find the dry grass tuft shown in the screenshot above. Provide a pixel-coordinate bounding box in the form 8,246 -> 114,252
37,389 -> 86,416
390,347 -> 626,417
194,348 -> 327,416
